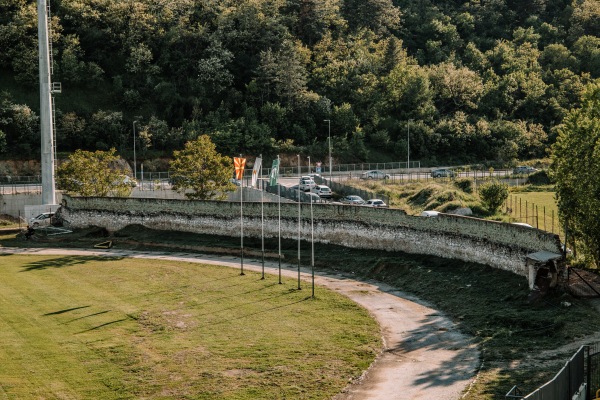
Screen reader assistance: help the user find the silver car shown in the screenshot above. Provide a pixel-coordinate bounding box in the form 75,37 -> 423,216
311,185 -> 332,198
431,168 -> 455,178
341,195 -> 366,205
364,199 -> 388,208
361,170 -> 390,180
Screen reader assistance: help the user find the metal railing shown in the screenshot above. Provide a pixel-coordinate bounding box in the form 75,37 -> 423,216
506,345 -> 587,400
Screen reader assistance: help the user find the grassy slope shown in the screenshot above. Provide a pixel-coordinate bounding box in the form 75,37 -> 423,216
2,223 -> 599,398
0,254 -> 380,399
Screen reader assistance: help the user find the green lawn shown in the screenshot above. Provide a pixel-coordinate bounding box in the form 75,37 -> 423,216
506,191 -> 562,236
0,255 -> 380,399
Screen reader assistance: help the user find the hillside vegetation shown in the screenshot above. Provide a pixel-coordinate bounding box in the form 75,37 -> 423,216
1,0 -> 599,166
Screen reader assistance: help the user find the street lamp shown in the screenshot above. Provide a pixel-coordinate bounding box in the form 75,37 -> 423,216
324,119 -> 331,181
132,120 -> 138,180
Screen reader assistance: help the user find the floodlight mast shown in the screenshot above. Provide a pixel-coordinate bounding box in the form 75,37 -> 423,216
38,0 -> 56,205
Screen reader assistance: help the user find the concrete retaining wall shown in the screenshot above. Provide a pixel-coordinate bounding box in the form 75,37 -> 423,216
59,195 -> 562,278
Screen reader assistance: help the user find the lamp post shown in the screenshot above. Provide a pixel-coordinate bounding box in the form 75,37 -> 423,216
133,120 -> 138,180
324,119 -> 331,181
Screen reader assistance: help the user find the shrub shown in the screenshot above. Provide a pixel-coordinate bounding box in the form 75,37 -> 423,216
454,178 -> 473,193
479,180 -> 509,212
527,170 -> 551,185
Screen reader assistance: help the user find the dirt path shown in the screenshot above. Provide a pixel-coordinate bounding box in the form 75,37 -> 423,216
0,247 -> 480,399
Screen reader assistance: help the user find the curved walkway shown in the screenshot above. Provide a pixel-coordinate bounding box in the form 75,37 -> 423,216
0,247 -> 480,399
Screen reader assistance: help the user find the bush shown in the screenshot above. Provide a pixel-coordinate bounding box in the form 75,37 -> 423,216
479,180 -> 509,212
527,170 -> 551,185
454,178 -> 473,193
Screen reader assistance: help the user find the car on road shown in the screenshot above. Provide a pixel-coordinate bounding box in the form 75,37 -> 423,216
364,199 -> 388,208
29,212 -> 55,227
431,168 -> 455,178
421,210 -> 440,217
299,176 -> 316,191
311,185 -> 332,198
361,170 -> 390,180
303,192 -> 322,203
513,166 -> 537,174
341,195 -> 366,205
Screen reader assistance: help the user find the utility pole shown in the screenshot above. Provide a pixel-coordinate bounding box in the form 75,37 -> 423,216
324,119 -> 331,181
38,0 -> 56,205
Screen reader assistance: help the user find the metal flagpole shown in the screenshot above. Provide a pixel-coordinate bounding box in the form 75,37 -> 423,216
310,182 -> 315,298
277,155 -> 282,284
239,154 -> 245,276
297,154 -> 301,290
260,154 -> 265,280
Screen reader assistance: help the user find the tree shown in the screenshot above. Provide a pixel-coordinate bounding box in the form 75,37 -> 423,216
478,180 -> 508,213
550,82 -> 600,267
56,148 -> 134,197
169,135 -> 236,200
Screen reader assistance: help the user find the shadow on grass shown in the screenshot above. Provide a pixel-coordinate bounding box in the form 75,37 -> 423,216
20,255 -> 124,271
61,310 -> 112,324
75,317 -> 129,334
43,305 -> 91,316
212,296 -> 311,325
198,286 -> 301,318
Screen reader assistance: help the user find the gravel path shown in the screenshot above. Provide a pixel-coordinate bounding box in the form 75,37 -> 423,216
0,247 -> 480,399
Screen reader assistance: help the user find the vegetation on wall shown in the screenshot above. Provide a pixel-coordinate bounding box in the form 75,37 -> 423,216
0,0 -> 598,165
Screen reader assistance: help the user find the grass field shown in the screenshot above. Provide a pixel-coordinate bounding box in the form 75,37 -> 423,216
506,190 -> 562,236
0,255 -> 380,399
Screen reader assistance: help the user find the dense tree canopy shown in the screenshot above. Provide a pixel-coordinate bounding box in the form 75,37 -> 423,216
0,0 -> 598,166
550,82 -> 600,267
169,134 -> 236,200
56,148 -> 135,197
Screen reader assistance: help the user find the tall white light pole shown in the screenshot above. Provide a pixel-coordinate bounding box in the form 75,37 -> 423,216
38,0 -> 56,205
133,120 -> 138,179
324,119 -> 331,181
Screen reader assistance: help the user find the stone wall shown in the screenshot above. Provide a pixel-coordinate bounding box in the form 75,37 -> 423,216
60,195 -> 563,277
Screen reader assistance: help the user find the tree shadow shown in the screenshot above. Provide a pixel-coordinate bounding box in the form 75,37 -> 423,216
385,313 -> 480,390
20,255 -> 124,271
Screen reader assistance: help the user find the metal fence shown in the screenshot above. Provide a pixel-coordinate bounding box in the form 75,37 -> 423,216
507,345 -> 590,400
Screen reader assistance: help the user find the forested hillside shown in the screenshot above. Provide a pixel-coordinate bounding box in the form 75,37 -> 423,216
0,0 -> 598,166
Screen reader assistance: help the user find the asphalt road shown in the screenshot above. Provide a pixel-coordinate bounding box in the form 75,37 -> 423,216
0,246 -> 481,399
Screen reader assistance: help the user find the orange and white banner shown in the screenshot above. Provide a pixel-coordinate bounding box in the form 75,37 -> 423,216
234,157 -> 246,181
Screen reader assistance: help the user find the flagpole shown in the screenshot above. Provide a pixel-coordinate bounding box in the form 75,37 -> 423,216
311,189 -> 315,298
297,154 -> 301,290
260,154 -> 265,280
277,155 -> 282,285
308,156 -> 314,298
240,154 -> 245,276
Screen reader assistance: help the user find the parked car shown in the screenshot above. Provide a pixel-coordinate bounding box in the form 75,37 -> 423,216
361,170 -> 390,180
431,168 -> 455,178
513,166 -> 537,174
512,222 -> 534,228
364,199 -> 388,208
299,176 -> 316,191
311,185 -> 332,198
303,192 -> 322,203
421,210 -> 440,217
29,212 -> 55,227
341,195 -> 366,205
